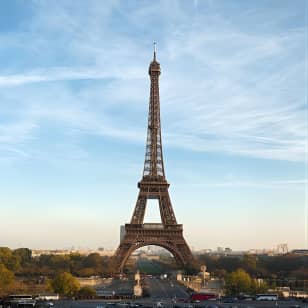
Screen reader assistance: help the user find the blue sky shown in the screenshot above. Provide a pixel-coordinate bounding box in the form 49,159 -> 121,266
0,0 -> 307,251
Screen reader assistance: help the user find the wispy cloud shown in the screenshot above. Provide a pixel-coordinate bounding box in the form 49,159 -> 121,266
0,120 -> 38,144
184,178 -> 308,189
0,69 -> 108,87
0,66 -> 144,87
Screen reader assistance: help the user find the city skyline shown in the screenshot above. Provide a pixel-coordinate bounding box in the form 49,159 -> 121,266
0,1 -> 307,251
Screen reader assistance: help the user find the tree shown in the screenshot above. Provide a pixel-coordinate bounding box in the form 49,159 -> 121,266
242,254 -> 257,274
0,247 -> 20,271
51,272 -> 80,297
77,286 -> 96,299
0,263 -> 14,288
218,257 -> 242,272
183,259 -> 200,275
212,269 -> 227,278
225,268 -> 252,295
0,247 -> 11,262
13,248 -> 32,265
83,253 -> 101,270
77,267 -> 95,277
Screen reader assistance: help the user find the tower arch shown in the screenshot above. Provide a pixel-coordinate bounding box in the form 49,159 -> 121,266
118,241 -> 186,272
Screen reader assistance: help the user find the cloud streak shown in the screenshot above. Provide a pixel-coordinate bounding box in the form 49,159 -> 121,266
0,66 -> 144,87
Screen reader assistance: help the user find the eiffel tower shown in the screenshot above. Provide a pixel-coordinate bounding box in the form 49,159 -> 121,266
114,44 -> 193,272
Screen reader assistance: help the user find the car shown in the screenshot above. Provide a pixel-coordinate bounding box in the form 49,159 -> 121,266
191,293 -> 217,302
36,302 -> 54,308
175,298 -> 187,303
238,294 -> 253,301
221,296 -> 238,303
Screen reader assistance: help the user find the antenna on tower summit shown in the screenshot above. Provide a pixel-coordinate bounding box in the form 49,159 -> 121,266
153,41 -> 157,60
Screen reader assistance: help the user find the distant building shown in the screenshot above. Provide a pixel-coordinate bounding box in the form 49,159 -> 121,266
177,272 -> 183,281
199,278 -> 224,296
217,247 -> 224,253
32,249 -> 115,257
291,249 -> 308,255
35,294 -> 59,301
276,243 -> 288,254
289,290 -> 308,298
138,252 -> 160,260
198,249 -> 212,254
77,276 -> 112,287
275,287 -> 290,298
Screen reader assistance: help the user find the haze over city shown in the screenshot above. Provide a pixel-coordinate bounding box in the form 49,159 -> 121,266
0,0 -> 307,251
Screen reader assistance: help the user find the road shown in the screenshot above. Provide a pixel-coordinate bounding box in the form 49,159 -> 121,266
145,277 -> 189,300
95,278 -> 134,297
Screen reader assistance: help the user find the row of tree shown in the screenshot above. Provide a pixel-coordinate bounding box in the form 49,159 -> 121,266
0,247 -> 116,277
1,247 -> 307,280
197,253 -> 308,279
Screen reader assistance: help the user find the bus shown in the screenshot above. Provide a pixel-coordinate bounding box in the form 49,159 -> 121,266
256,294 -> 278,301
2,295 -> 36,308
191,293 -> 217,302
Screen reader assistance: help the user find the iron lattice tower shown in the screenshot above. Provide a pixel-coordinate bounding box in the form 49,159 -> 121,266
114,46 -> 193,271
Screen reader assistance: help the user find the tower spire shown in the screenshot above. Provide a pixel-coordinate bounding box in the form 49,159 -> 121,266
153,41 -> 156,61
